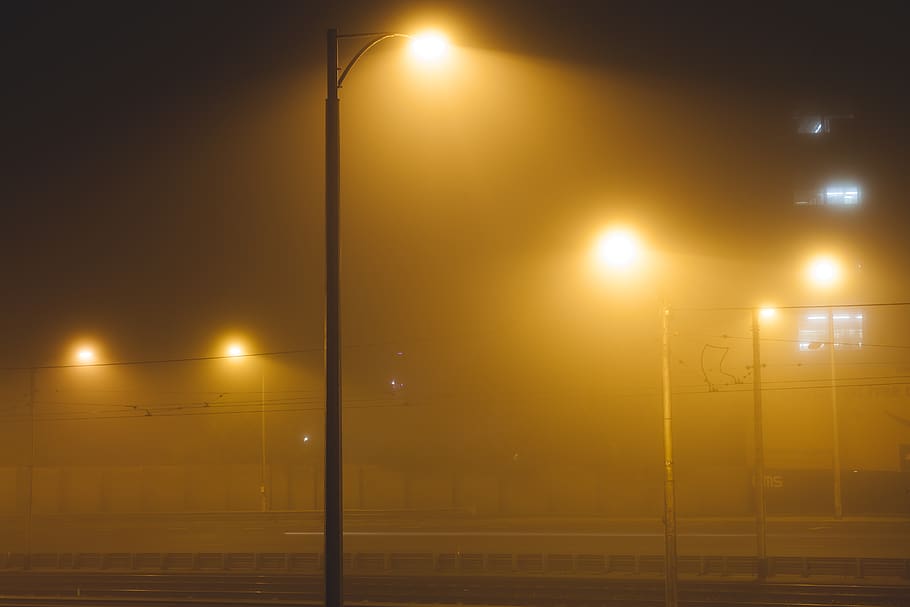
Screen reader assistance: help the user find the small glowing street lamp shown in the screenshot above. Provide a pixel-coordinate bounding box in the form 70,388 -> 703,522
72,341 -> 100,365
226,343 -> 245,358
594,227 -> 642,270
807,255 -> 841,289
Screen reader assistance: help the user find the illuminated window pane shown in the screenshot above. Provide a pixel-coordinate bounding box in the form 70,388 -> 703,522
794,183 -> 862,206
797,309 -> 863,351
823,186 -> 860,205
797,115 -> 828,135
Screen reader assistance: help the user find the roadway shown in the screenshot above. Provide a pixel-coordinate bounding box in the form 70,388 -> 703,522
2,511 -> 908,558
0,572 -> 908,607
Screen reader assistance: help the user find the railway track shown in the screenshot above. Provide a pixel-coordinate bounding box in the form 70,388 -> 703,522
1,572 -> 908,607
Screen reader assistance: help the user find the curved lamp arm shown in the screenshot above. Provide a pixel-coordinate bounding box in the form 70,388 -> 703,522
336,32 -> 410,88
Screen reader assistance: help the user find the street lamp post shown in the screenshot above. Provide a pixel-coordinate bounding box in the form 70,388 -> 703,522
594,228 -> 678,607
806,255 -> 844,518
751,308 -> 769,580
325,29 -> 342,607
660,301 -> 679,607
324,28 -> 448,607
259,360 -> 268,512
827,308 -> 843,518
24,367 -> 36,570
226,343 -> 268,511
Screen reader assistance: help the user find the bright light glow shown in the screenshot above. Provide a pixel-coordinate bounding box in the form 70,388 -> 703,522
409,31 -> 449,62
302,435 -> 310,443
227,344 -> 245,357
813,122 -> 823,134
594,228 -> 642,270
759,307 -> 776,320
823,184 -> 860,205
76,348 -> 95,364
807,256 -> 841,288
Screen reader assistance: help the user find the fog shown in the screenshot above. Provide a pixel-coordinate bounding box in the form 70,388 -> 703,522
1,0 -> 909,566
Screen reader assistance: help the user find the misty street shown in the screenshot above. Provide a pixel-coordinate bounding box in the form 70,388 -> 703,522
2,2 -> 910,606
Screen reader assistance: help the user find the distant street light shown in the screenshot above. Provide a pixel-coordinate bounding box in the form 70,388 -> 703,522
76,348 -> 95,364
805,254 -> 845,518
807,255 -> 841,289
224,341 -> 268,512
594,227 -> 642,270
593,226 -> 678,607
751,306 -> 775,580
324,27 -> 451,607
24,365 -> 37,570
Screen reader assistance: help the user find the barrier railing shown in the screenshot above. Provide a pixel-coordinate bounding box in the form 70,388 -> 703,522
2,551 -> 908,580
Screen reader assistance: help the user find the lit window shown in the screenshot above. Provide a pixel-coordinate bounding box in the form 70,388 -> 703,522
794,183 -> 862,206
823,186 -> 860,205
796,115 -> 828,135
798,309 -> 864,351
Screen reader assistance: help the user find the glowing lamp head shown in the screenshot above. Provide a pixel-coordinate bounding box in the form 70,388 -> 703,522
807,256 -> 841,288
594,228 -> 642,270
226,344 -> 245,358
409,31 -> 449,62
759,307 -> 777,320
76,348 -> 95,364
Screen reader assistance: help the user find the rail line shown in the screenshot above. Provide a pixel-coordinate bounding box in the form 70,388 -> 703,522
1,572 -> 909,607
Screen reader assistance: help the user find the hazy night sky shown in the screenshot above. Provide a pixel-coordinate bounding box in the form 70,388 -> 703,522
2,0 -> 909,379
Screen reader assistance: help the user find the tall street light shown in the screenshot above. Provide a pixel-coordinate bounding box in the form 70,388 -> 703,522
225,342 -> 268,512
24,365 -> 36,570
751,306 -> 776,580
26,341 -> 103,567
805,254 -> 844,518
593,226 -> 678,607
324,28 -> 449,607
